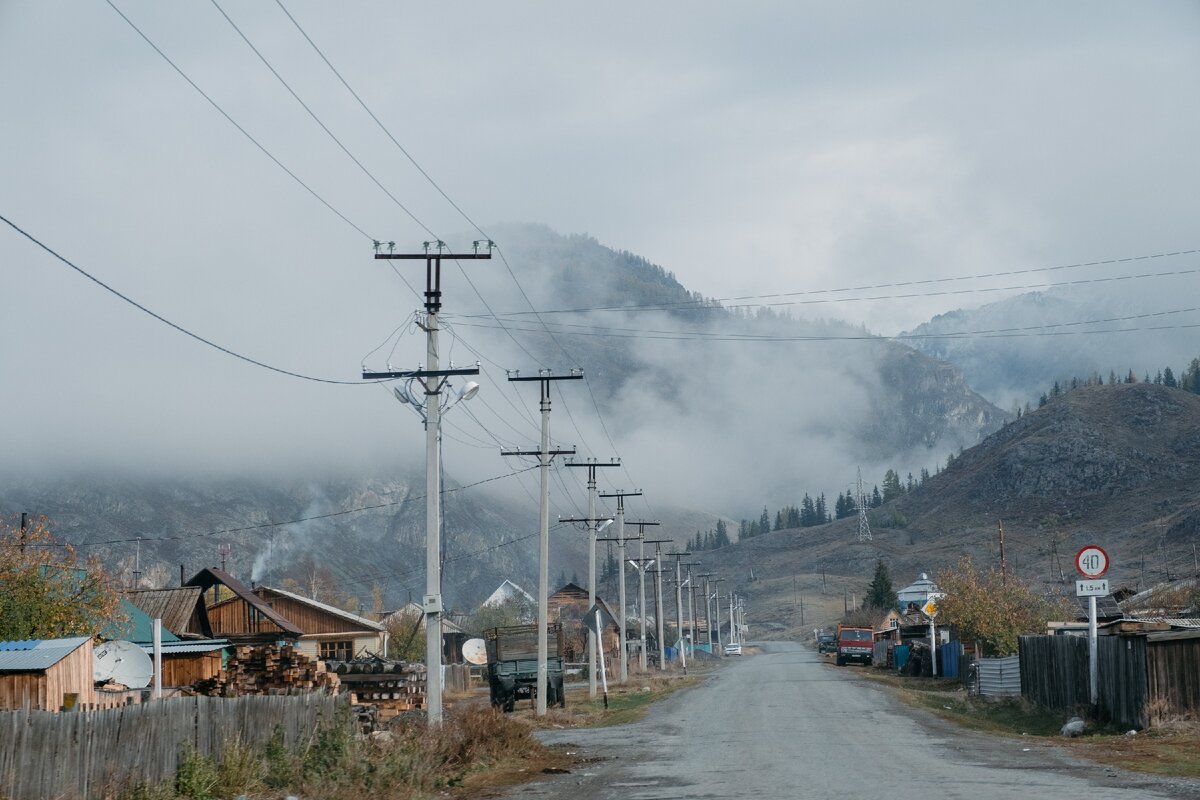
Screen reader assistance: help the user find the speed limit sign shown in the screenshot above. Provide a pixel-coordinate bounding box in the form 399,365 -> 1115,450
1076,545 -> 1109,579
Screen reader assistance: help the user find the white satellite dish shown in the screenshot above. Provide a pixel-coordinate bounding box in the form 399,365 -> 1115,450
93,640 -> 154,689
462,638 -> 489,666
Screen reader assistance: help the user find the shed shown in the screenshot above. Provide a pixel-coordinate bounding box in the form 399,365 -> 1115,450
548,583 -> 620,662
117,591 -> 228,688
125,586 -> 214,638
0,637 -> 95,711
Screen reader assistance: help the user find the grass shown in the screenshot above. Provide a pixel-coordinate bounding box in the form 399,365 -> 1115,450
502,667 -> 710,730
847,662 -> 1200,779
113,706 -> 567,800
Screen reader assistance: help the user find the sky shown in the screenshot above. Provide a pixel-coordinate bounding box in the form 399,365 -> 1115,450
2,1 -> 1200,513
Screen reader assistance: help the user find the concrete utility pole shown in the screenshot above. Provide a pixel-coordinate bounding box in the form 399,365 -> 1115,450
599,490 -> 642,682
697,574 -> 714,651
504,369 -> 582,715
628,520 -> 661,670
684,563 -> 701,652
644,539 -> 673,670
562,458 -> 620,699
667,552 -> 691,670
367,240 -> 491,725
710,580 -> 726,649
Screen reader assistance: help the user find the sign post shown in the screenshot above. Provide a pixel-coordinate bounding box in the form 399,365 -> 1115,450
1075,545 -> 1109,706
922,597 -> 939,677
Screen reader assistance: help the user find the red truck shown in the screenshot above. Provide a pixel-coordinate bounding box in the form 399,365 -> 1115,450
835,624 -> 873,666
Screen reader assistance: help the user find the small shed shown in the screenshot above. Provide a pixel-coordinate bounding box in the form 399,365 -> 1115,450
548,583 -> 620,661
0,637 -> 95,711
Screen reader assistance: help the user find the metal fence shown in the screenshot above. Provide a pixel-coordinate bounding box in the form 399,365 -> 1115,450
977,655 -> 1021,698
0,692 -> 348,800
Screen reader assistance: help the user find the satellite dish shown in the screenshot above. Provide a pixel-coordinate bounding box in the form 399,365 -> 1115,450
93,640 -> 154,689
462,638 -> 488,665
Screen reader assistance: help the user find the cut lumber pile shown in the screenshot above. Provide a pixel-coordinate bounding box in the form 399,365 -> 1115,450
196,644 -> 341,696
331,656 -> 427,720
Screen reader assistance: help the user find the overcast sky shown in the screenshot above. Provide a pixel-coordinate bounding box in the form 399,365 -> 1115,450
3,2 -> 1199,503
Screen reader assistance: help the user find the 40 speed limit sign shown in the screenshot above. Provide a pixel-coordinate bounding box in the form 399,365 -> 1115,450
1075,545 -> 1109,579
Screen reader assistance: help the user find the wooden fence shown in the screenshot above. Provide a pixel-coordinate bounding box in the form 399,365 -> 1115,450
0,693 -> 349,800
1146,631 -> 1200,721
1018,635 -> 1147,729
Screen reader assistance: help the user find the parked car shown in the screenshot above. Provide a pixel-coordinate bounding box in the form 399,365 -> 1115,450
724,642 -> 743,656
817,634 -> 837,654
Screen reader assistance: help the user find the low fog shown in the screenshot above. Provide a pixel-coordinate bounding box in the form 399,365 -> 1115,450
3,2 -> 1199,529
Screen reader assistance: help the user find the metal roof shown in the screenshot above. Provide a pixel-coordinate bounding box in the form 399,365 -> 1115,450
137,638 -> 230,655
0,640 -> 41,652
102,598 -> 181,644
0,636 -> 91,672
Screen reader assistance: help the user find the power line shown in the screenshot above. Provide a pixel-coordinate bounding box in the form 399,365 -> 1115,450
454,249 -> 1200,318
446,306 -> 1200,343
104,0 -> 373,241
1,213 -> 369,385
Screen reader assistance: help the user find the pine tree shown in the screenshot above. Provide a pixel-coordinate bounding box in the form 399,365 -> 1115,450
871,486 -> 882,508
800,495 -> 816,527
714,519 -> 730,548
1164,367 -> 1177,387
774,510 -> 784,531
815,493 -> 828,524
866,559 -> 895,610
1182,358 -> 1200,394
759,507 -> 771,535
881,469 -> 903,503
786,505 -> 800,529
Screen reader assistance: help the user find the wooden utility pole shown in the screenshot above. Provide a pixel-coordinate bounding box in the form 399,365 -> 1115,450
998,519 -> 1007,586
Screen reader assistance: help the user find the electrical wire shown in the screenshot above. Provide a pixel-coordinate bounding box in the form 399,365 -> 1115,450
1,213 -> 369,385
104,0 -> 373,242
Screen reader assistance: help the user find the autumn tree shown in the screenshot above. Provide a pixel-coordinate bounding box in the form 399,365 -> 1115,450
0,515 -> 122,640
934,556 -> 1070,656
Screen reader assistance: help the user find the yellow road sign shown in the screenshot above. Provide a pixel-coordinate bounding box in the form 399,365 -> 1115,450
921,598 -> 938,618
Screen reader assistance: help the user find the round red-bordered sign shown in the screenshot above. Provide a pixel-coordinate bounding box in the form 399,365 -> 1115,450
1075,545 -> 1109,579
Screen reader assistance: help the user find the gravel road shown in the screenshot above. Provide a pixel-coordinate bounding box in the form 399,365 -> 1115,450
501,641 -> 1199,800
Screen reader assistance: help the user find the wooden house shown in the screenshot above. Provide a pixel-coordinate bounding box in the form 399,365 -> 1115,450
0,637 -> 95,711
548,582 -> 621,662
249,586 -> 385,660
380,602 -> 470,663
186,567 -> 303,646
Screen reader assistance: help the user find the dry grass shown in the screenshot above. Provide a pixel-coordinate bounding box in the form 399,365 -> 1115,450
852,665 -> 1200,780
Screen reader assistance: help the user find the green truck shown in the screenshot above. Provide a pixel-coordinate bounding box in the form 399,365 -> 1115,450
485,623 -> 566,712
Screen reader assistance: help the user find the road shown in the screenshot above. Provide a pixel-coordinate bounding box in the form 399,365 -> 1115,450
501,642 -> 1199,800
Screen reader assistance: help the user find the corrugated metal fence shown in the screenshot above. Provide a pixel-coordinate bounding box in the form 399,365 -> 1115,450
0,692 -> 349,800
1018,635 -> 1148,729
977,655 -> 1021,698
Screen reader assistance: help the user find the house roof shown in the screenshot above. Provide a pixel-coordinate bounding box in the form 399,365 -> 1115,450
185,567 -> 302,637
0,637 -> 91,672
126,587 -> 210,637
481,580 -> 534,607
102,598 -> 181,644
1073,594 -> 1124,621
897,573 -> 939,599
550,582 -> 589,599
381,602 -> 466,635
256,586 -> 384,632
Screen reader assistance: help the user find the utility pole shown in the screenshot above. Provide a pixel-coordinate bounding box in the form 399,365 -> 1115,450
562,458 -> 620,699
367,240 -> 491,725
644,539 -> 672,670
697,574 -> 715,651
504,369 -> 581,715
217,542 -> 230,574
709,578 -> 726,650
600,490 -> 642,682
667,552 -> 691,671
684,563 -> 701,652
628,520 -> 661,670
998,519 -> 1007,586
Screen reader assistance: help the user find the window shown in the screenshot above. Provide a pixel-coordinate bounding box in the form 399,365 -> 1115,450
319,640 -> 353,661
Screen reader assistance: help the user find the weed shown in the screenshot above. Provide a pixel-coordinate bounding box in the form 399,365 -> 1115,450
173,746 -> 218,800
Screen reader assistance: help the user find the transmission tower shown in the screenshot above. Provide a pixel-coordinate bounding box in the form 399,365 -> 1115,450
856,467 -> 873,542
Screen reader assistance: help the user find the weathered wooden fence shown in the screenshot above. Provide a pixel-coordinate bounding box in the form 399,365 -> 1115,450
1146,631 -> 1200,721
0,692 -> 349,800
1018,635 -> 1148,729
